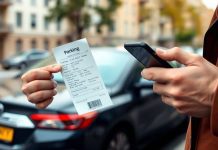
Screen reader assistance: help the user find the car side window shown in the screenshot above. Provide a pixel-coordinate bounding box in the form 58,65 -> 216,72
28,52 -> 44,59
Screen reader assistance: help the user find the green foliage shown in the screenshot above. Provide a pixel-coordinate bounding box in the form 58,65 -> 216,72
95,0 -> 122,33
187,6 -> 202,36
47,0 -> 121,40
175,29 -> 196,43
160,0 -> 202,43
139,6 -> 151,22
161,0 -> 185,33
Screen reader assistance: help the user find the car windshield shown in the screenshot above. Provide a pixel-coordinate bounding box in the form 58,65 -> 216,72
10,51 -> 30,57
25,48 -> 133,87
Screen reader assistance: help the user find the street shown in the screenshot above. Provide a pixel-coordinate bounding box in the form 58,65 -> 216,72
0,69 -> 19,84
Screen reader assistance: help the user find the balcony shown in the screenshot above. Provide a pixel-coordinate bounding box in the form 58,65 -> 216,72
0,23 -> 10,36
140,0 -> 148,5
0,0 -> 11,9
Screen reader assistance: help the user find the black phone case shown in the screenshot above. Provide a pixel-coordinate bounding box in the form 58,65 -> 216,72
124,42 -> 172,68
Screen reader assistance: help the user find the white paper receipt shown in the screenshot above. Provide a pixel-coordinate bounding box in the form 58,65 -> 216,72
53,38 -> 113,114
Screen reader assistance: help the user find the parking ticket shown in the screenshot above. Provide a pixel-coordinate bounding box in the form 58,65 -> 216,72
52,38 -> 113,114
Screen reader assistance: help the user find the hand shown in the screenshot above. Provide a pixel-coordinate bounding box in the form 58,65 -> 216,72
21,65 -> 62,109
141,47 -> 218,118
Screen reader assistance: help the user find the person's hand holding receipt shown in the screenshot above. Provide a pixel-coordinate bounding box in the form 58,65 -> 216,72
141,47 -> 218,118
21,65 -> 62,109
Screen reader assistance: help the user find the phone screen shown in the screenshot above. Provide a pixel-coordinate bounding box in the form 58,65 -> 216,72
124,43 -> 172,68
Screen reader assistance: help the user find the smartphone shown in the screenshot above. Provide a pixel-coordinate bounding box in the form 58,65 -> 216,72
124,42 -> 172,68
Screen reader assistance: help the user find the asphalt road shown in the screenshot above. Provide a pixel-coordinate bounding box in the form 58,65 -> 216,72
0,70 -> 19,84
143,123 -> 187,150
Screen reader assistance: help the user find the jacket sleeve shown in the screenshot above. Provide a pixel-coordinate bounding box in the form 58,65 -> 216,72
211,84 -> 218,136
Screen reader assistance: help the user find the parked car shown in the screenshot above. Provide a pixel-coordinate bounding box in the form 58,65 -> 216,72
196,47 -> 203,56
1,50 -> 49,70
0,47 -> 187,150
180,45 -> 195,54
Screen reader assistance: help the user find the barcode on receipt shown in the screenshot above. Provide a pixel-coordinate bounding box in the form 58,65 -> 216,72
87,99 -> 102,109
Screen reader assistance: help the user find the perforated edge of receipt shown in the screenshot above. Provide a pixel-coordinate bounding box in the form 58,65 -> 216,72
52,38 -> 113,114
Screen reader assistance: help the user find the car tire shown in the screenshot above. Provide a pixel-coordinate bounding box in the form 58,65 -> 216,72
3,66 -> 10,70
104,129 -> 134,150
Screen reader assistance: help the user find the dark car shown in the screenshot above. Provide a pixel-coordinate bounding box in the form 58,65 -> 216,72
1,50 -> 49,70
0,47 -> 187,150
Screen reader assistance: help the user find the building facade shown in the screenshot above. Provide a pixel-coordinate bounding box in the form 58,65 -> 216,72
85,0 -> 174,47
1,0 -> 68,59
85,0 -> 140,46
0,0 -> 213,59
0,0 -> 11,59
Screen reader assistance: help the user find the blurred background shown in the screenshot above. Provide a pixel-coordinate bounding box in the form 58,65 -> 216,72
0,0 -> 217,150
0,0 -> 216,59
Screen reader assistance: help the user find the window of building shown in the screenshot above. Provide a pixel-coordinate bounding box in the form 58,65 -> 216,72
124,21 -> 129,36
44,39 -> 49,50
31,39 -> 37,49
16,0 -> 22,3
16,12 -> 22,28
44,17 -> 49,30
16,39 -> 23,52
109,21 -> 116,32
31,14 -> 37,29
57,40 -> 62,46
140,23 -> 145,34
95,0 -> 100,5
44,0 -> 49,7
31,0 -> 36,6
56,18 -> 61,32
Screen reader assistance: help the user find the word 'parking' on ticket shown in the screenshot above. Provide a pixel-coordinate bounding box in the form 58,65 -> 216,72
52,38 -> 113,114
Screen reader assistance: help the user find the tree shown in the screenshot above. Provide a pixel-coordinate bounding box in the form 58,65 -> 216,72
160,0 -> 186,34
47,0 -> 121,41
94,0 -> 121,33
160,0 -> 202,43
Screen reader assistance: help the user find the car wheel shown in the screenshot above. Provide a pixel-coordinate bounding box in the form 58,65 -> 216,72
3,66 -> 10,70
19,63 -> 27,70
105,130 -> 133,150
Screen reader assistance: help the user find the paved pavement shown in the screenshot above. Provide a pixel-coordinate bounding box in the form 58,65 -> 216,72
0,70 -> 19,84
143,121 -> 187,150
162,133 -> 185,150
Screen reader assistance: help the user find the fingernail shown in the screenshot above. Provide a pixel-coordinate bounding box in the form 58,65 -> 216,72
52,64 -> 61,70
53,89 -> 57,95
53,80 -> 57,88
141,69 -> 153,80
156,49 -> 165,55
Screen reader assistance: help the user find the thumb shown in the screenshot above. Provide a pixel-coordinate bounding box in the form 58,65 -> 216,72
41,64 -> 62,73
156,47 -> 194,66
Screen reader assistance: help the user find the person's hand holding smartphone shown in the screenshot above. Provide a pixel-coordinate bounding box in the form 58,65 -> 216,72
127,43 -> 218,118
124,42 -> 172,68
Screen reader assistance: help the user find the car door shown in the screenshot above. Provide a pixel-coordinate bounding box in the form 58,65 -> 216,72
134,78 -> 176,139
27,52 -> 46,65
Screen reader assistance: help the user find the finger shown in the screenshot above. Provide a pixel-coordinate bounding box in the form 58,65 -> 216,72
35,98 -> 53,109
153,82 -> 171,96
161,96 -> 186,114
27,90 -> 57,104
21,69 -> 53,84
156,47 -> 196,65
141,68 -> 175,83
22,80 -> 57,95
153,82 -> 185,99
41,64 -> 62,73
161,96 -> 178,108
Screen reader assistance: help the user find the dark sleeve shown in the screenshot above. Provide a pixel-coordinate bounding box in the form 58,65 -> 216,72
211,85 -> 218,136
